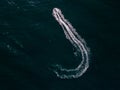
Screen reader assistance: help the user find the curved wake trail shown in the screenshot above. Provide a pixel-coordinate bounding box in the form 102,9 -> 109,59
52,8 -> 90,79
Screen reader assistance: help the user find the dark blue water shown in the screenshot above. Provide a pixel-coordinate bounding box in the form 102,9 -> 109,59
0,0 -> 120,90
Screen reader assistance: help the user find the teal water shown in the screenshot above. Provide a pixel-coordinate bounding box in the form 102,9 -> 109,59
0,0 -> 120,90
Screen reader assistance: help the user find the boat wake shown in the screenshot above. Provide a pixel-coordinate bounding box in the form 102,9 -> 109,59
51,8 -> 90,79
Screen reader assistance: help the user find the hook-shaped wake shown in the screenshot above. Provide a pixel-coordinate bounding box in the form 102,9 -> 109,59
52,8 -> 90,79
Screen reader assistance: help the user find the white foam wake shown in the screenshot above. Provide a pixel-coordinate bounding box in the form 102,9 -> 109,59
52,8 -> 90,79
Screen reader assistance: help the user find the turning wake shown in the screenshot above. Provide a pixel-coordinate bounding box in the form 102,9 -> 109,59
52,8 -> 90,79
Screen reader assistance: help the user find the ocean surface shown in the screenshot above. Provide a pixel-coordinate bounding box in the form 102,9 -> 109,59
0,0 -> 120,90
